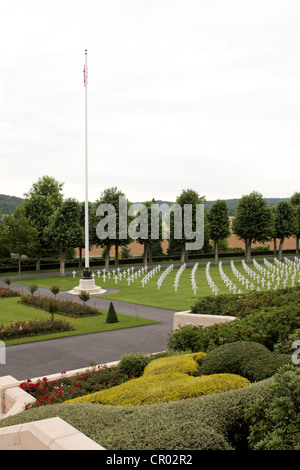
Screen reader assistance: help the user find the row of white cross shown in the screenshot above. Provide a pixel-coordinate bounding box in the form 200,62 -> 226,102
71,257 -> 300,294
219,261 -> 242,294
207,262 -> 219,296
173,263 -> 186,292
140,265 -> 161,288
191,263 -> 198,295
156,264 -> 174,290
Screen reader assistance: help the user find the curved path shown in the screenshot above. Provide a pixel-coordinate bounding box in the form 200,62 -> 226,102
0,273 -> 176,381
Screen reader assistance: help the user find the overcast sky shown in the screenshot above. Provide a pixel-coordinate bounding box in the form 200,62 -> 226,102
1,0 -> 299,204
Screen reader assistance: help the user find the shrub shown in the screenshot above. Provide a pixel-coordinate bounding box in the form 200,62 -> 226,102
117,353 -> 152,378
199,341 -> 290,382
144,352 -> 206,377
106,302 -> 118,323
168,304 -> 300,353
78,291 -> 90,305
116,350 -> 191,378
65,352 -> 249,406
247,364 -> 300,450
190,286 -> 300,318
50,286 -> 60,299
28,284 -> 38,296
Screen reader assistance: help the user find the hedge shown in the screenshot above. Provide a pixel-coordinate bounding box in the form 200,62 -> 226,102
167,303 -> 300,353
64,352 -> 249,406
199,341 -> 291,382
0,378 -> 272,450
190,286 -> 300,318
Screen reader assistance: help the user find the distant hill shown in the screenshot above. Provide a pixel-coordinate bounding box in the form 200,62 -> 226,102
204,198 -> 290,216
154,197 -> 290,216
0,194 -> 24,214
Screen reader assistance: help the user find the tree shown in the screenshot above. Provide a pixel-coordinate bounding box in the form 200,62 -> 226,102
273,201 -> 297,260
93,187 -> 131,269
169,189 -> 205,264
290,192 -> 300,254
136,200 -> 163,268
24,176 -> 64,271
232,191 -> 273,262
24,175 -> 64,208
207,199 -> 231,264
2,205 -> 38,279
106,302 -> 118,323
45,198 -> 84,276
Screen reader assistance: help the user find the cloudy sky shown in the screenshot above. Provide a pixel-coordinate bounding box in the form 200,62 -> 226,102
1,0 -> 300,204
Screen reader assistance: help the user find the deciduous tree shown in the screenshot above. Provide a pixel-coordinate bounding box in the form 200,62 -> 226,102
208,199 -> 230,264
232,191 -> 273,262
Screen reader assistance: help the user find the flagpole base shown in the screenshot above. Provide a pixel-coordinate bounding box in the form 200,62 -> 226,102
68,271 -> 106,295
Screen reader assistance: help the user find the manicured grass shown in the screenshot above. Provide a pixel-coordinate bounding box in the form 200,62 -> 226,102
11,259 -> 298,311
0,297 -> 159,346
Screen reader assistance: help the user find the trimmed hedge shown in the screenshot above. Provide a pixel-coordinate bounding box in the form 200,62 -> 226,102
199,341 -> 290,382
167,304 -> 300,353
190,286 -> 300,318
0,378 -> 272,450
64,352 -> 249,406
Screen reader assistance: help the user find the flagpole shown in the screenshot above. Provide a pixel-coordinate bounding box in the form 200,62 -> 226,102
83,49 -> 91,278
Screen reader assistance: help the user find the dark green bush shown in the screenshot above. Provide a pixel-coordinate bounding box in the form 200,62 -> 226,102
106,302 -> 118,323
116,351 -> 185,378
199,341 -> 290,382
117,353 -> 152,378
247,364 -> 300,450
191,286 -> 300,318
168,304 -> 300,353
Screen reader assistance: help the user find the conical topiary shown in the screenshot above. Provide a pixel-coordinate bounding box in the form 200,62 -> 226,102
106,302 -> 118,323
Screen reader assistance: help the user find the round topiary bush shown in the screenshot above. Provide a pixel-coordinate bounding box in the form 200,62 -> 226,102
117,353 -> 152,378
199,341 -> 290,382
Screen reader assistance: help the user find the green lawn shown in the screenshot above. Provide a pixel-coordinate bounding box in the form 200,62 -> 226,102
0,297 -> 159,346
11,259 -> 298,311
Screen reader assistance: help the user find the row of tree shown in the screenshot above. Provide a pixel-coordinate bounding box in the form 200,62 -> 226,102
0,176 -> 299,277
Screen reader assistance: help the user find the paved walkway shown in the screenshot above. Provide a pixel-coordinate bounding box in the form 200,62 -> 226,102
0,273 -> 176,381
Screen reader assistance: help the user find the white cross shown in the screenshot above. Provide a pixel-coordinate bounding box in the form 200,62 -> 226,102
72,270 -> 76,278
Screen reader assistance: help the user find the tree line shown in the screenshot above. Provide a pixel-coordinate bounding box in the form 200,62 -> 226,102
0,175 -> 299,277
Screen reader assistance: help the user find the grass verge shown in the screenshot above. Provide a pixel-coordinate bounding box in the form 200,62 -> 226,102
0,297 -> 159,345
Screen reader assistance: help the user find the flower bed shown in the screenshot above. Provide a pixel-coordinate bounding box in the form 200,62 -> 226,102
0,288 -> 20,298
20,365 -> 131,408
0,318 -> 74,341
19,295 -> 101,318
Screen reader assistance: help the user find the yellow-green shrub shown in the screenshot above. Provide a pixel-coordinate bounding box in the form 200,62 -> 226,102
65,352 -> 250,407
143,352 -> 207,377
